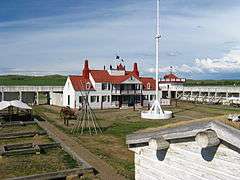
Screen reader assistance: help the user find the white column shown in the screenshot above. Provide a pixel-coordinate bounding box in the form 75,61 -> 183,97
19,91 -> 22,101
208,91 -> 210,98
49,91 -> 53,105
36,92 -> 39,105
168,90 -> 171,99
159,89 -> 163,99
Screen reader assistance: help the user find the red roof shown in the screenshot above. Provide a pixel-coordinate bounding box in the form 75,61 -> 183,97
140,77 -> 156,90
90,70 -> 111,83
110,74 -> 138,84
69,74 -> 156,91
90,70 -> 140,84
161,73 -> 185,83
164,73 -> 178,79
69,76 -> 94,91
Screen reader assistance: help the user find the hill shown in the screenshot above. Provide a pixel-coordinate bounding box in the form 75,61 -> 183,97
0,75 -> 67,86
0,75 -> 240,87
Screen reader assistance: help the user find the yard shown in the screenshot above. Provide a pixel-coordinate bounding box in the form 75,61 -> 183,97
33,101 -> 240,180
0,124 -> 81,179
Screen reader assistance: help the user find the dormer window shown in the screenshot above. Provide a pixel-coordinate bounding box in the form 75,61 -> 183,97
147,82 -> 151,90
86,82 -> 91,90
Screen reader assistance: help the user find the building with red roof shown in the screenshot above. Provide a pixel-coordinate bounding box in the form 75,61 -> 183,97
63,60 -> 185,109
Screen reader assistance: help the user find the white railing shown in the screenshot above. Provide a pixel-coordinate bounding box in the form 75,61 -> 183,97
111,89 -> 142,95
0,86 -> 64,92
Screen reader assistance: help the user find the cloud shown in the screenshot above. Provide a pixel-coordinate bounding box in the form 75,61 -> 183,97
165,51 -> 182,57
194,49 -> 240,73
146,49 -> 240,75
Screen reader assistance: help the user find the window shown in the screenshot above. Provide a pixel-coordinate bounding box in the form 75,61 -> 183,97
86,82 -> 91,90
91,96 -> 96,103
79,96 -> 83,103
150,95 -> 155,101
102,96 -> 107,102
67,95 -> 70,106
147,83 -> 151,90
96,96 -> 99,102
107,95 -> 110,102
102,83 -> 108,90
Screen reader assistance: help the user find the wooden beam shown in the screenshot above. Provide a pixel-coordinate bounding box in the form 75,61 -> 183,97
149,137 -> 169,150
195,130 -> 220,148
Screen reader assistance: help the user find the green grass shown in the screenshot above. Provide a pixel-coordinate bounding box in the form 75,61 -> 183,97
0,148 -> 79,179
0,135 -> 53,146
0,120 -> 80,179
104,121 -> 174,139
0,124 -> 42,134
0,75 -> 66,86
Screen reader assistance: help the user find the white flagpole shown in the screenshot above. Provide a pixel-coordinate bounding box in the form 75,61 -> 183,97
141,0 -> 172,120
155,0 -> 160,101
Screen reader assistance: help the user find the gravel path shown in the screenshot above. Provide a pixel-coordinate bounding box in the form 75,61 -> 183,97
37,120 -> 126,180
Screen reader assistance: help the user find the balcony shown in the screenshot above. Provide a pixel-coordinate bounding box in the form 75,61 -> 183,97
111,89 -> 142,95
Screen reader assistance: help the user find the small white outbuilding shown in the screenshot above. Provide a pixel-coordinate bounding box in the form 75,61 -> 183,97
126,121 -> 240,180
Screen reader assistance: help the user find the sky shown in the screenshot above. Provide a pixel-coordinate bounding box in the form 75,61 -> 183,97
1,0 -> 240,79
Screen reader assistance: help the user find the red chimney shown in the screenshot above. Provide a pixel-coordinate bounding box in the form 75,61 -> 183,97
133,63 -> 139,77
82,60 -> 90,79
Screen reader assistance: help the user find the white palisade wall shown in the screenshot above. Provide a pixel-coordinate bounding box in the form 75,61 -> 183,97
132,141 -> 240,180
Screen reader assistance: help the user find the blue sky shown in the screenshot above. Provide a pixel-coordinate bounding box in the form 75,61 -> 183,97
1,0 -> 240,79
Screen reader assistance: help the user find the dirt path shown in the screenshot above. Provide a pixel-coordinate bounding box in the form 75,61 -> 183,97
37,120 -> 126,180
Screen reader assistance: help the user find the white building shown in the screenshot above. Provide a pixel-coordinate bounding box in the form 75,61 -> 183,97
63,60 -> 179,109
127,121 -> 240,180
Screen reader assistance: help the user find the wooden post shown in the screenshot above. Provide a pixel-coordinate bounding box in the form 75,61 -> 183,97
149,137 -> 169,150
195,130 -> 220,148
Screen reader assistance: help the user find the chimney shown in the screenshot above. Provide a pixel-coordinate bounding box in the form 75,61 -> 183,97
82,60 -> 90,79
133,63 -> 139,77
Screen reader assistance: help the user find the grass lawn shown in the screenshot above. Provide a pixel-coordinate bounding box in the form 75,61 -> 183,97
33,101 -> 240,179
0,123 -> 82,179
0,148 -> 78,179
0,135 -> 53,146
0,124 -> 42,134
0,75 -> 66,86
